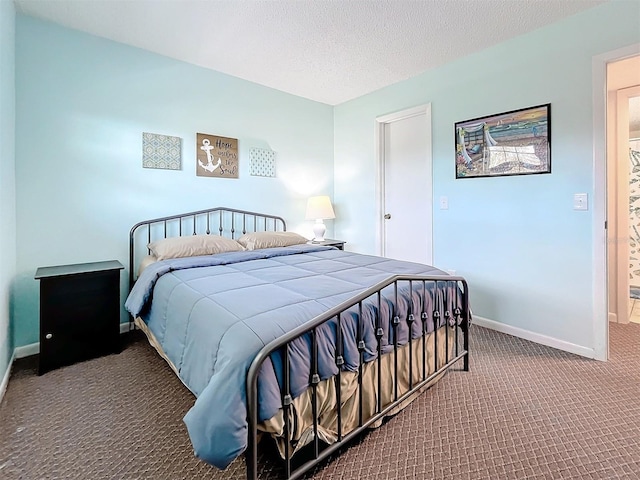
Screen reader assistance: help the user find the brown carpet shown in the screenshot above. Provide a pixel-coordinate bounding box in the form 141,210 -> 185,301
1,323 -> 639,480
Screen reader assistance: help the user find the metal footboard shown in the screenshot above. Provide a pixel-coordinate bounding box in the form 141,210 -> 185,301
246,274 -> 470,480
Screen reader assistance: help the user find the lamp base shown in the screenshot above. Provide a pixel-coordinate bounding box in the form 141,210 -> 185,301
312,220 -> 326,242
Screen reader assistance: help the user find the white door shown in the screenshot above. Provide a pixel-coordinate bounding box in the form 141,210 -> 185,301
377,105 -> 432,265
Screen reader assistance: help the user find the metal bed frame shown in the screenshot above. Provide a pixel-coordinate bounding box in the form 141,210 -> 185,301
129,207 -> 470,480
129,206 -> 286,295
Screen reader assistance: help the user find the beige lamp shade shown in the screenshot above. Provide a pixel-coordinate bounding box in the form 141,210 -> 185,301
305,196 -> 335,242
305,195 -> 335,220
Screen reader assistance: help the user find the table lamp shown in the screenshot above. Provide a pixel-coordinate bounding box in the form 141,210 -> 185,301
305,195 -> 335,242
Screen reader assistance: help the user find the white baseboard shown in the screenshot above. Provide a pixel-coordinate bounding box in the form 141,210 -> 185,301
3,318 -> 597,403
14,342 -> 38,359
14,322 -> 133,359
608,312 -> 633,324
473,315 -> 596,359
0,350 -> 15,405
3,323 -> 132,404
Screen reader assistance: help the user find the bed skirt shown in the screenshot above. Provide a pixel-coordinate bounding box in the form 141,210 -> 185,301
134,316 -> 456,460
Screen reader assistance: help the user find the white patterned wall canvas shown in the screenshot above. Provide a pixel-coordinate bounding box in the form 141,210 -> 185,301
249,148 -> 276,177
142,132 -> 182,170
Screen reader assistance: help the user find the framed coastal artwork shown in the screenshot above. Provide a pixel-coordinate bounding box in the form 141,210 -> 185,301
196,133 -> 239,178
455,104 -> 551,179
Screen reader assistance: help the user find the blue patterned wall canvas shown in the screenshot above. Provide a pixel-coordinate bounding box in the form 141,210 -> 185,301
142,132 -> 182,170
249,148 -> 276,177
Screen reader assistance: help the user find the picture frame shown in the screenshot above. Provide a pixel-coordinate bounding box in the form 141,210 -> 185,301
455,103 -> 551,179
196,133 -> 239,179
142,132 -> 182,170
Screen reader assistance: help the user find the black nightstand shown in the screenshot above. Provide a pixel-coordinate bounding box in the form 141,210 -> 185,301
308,239 -> 346,250
35,260 -> 124,374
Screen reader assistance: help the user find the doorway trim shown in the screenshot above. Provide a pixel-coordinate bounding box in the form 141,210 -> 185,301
593,43 -> 640,361
611,85 -> 640,326
374,104 -> 432,257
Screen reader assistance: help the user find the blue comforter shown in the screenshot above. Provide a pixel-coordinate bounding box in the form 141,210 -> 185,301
125,245 -> 459,469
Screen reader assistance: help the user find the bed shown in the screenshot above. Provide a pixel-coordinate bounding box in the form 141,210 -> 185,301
125,207 -> 471,480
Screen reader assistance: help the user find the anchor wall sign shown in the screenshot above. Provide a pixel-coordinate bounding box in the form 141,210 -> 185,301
196,133 -> 239,179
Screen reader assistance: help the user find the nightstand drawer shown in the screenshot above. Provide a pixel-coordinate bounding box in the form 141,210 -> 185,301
41,271 -> 116,316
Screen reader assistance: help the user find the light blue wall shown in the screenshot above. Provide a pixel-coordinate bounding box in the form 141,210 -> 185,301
11,2 -> 639,354
14,15 -> 334,347
0,0 -> 16,381
334,1 -> 640,352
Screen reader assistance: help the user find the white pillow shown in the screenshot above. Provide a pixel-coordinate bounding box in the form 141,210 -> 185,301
148,234 -> 244,260
237,231 -> 309,250
137,255 -> 157,277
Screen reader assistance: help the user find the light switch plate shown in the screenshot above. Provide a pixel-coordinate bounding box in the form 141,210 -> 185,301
573,193 -> 588,211
439,196 -> 449,210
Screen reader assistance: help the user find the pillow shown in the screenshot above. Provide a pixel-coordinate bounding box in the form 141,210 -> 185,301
137,255 -> 157,277
148,234 -> 244,260
237,231 -> 309,250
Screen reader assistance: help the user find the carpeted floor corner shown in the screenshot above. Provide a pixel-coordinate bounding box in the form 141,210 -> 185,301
1,323 -> 639,479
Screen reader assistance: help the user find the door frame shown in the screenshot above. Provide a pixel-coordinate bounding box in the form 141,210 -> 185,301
593,43 -> 640,361
374,104 -> 433,258
626,87 -> 640,299
610,85 -> 640,325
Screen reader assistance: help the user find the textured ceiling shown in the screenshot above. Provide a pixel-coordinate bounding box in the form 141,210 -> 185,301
15,0 -> 606,105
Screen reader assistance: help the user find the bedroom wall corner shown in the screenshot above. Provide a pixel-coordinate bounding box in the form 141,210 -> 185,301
13,15 -> 334,348
0,0 -> 17,397
333,0 -> 640,356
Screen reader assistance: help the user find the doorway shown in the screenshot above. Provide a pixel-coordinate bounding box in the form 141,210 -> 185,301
593,45 -> 640,360
375,104 -> 433,264
624,92 -> 640,323
606,60 -> 640,327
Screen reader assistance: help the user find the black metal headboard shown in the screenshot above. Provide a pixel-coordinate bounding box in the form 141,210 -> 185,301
129,207 -> 287,289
